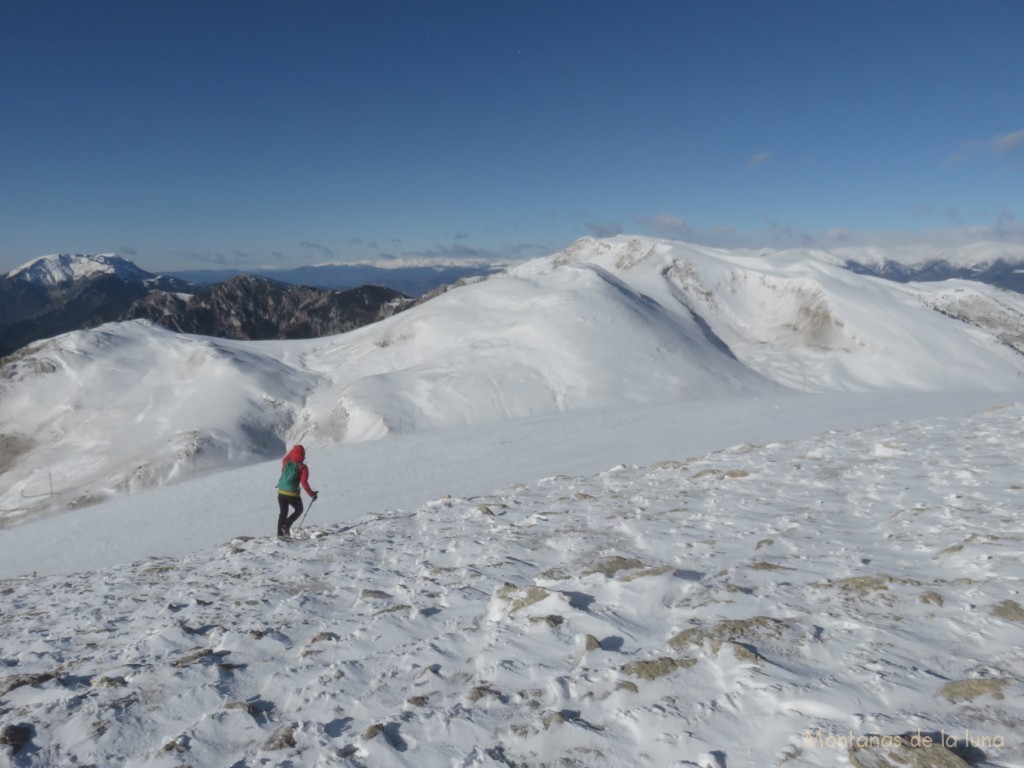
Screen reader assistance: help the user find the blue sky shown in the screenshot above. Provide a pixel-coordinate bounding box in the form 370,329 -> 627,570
1,0 -> 1022,273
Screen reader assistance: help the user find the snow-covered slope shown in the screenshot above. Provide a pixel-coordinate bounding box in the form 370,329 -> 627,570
293,253 -> 773,444
5,235 -> 1024,524
2,235 -> 1024,766
1,400 -> 1021,767
4,253 -> 154,288
0,321 -> 320,516
568,237 -> 1024,391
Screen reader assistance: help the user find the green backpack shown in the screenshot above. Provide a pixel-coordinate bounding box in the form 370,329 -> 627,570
277,461 -> 303,494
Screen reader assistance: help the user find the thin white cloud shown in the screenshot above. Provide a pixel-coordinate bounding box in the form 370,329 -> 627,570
995,206 -> 1020,238
948,128 -> 1024,163
584,220 -> 623,238
947,138 -> 985,165
384,240 -> 550,267
992,129 -> 1024,155
745,150 -> 774,169
299,241 -> 335,258
638,214 -> 692,236
621,208 -> 1024,250
911,205 -> 962,224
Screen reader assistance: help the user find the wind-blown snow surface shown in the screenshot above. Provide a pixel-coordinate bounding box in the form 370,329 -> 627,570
1,400 -> 1022,767
6,235 -> 1024,524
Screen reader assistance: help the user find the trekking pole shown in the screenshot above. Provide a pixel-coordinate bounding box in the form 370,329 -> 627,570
296,496 -> 317,532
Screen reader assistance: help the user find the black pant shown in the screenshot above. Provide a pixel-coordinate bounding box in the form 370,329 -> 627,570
277,493 -> 303,536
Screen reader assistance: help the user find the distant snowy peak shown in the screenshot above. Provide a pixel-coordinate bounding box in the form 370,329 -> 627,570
834,240 -> 1024,270
5,253 -> 154,288
830,241 -> 1024,292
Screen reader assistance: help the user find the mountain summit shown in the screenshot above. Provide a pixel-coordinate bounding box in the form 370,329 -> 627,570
5,252 -> 155,288
0,253 -> 187,357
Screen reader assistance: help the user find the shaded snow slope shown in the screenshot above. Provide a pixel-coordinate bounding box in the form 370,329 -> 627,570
5,235 -> 1024,524
1,401 -> 1021,767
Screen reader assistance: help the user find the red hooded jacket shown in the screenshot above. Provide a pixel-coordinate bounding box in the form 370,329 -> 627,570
277,444 -> 315,497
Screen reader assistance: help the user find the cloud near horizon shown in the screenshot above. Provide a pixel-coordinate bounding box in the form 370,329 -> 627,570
626,207 -> 1024,251
389,241 -> 551,265
299,241 -> 336,258
584,221 -> 624,238
992,129 -> 1024,155
169,250 -> 263,266
638,214 -> 693,236
134,210 -> 1024,273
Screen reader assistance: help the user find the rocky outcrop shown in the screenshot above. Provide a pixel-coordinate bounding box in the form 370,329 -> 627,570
0,272 -> 188,357
123,275 -> 411,340
0,254 -> 415,357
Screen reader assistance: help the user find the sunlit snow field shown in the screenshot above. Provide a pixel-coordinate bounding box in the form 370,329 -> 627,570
1,394 -> 1023,767
2,237 -> 1024,766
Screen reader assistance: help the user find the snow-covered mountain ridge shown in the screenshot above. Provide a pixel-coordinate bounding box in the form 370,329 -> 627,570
834,239 -> 1024,271
8,239 -> 1024,291
0,253 -> 192,358
4,253 -> 154,288
1,402 -> 1021,767
5,235 -> 1024,524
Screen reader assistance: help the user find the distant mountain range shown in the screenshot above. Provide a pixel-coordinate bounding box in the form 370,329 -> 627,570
845,259 -> 1024,292
6,234 -> 1024,522
123,275 -> 410,340
0,255 -> 189,358
4,241 -> 1024,360
0,254 -> 487,357
165,262 -> 497,295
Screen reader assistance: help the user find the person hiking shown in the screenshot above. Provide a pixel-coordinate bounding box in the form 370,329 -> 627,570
276,444 -> 318,538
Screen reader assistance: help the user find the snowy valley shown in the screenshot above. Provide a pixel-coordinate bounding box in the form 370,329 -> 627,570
1,235 -> 1023,767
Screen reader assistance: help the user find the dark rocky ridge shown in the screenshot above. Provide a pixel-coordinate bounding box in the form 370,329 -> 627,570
0,255 -> 414,357
843,257 -> 1024,293
123,275 -> 411,340
0,273 -> 190,357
